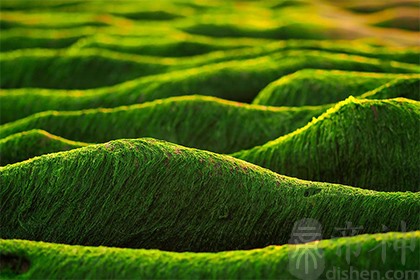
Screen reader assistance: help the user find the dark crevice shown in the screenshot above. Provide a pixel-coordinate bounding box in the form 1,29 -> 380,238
0,253 -> 31,275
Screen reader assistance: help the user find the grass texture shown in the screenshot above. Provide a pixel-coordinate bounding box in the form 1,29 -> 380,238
1,0 -> 419,277
3,29 -> 419,64
234,97 -> 420,192
1,50 -> 419,123
0,96 -> 330,154
70,37 -> 420,63
0,129 -> 87,166
1,138 -> 419,252
1,46 -> 419,89
1,231 -> 419,279
253,70 -> 420,106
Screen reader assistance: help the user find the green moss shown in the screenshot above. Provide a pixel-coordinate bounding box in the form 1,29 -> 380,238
0,32 -> 83,52
178,22 -> 331,40
0,26 -> 103,52
2,50 -> 419,123
359,77 -> 420,100
72,34 -> 268,58
1,231 -> 419,279
3,47 -> 419,90
0,49 -> 174,89
3,27 -> 419,63
0,0 -> 84,12
1,138 -> 419,251
0,129 -> 87,166
234,98 -> 420,192
0,11 -> 111,30
0,95 -> 329,154
253,70 -> 420,106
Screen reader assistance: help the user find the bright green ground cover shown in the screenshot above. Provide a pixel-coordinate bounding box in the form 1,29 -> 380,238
253,70 -> 420,106
0,129 -> 87,166
2,48 -> 419,89
1,231 -> 419,279
1,0 -> 419,278
1,50 -> 419,123
1,138 -> 419,251
0,96 -> 329,154
234,97 -> 420,192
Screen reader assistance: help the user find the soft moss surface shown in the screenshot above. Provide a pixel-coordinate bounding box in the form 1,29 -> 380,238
359,77 -> 420,100
1,0 -> 419,278
0,49 -> 174,89
234,97 -> 420,192
253,70 -> 420,106
0,129 -> 87,166
72,37 -> 420,63
1,138 -> 419,251
2,51 -> 419,123
1,231 -> 419,279
0,27 -> 103,52
2,48 -> 419,89
0,31 -> 83,52
3,29 -> 420,64
0,96 -> 330,154
71,34 -> 268,58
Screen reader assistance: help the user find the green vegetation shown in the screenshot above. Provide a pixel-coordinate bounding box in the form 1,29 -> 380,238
3,30 -> 420,64
2,48 -> 419,89
1,139 -> 419,251
0,28 -> 87,52
72,37 -> 420,63
1,0 -> 419,277
0,48 -> 174,89
253,70 -> 420,106
71,34 -> 269,57
0,96 -> 329,153
1,231 -> 419,279
2,51 -> 419,123
0,129 -> 87,166
234,97 -> 420,192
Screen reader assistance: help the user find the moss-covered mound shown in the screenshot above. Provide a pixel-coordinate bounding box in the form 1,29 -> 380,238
2,51 -> 419,123
70,34 -> 269,58
1,231 -> 419,279
3,28 -> 420,64
0,129 -> 87,166
2,48 -> 419,90
0,28 -> 87,52
359,77 -> 420,100
1,138 -> 419,251
253,70 -> 420,106
0,96 -> 329,154
72,33 -> 420,62
234,97 -> 420,192
0,49 -> 174,89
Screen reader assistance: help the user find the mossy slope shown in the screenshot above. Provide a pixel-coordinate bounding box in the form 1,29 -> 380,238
0,96 -> 330,154
1,232 -> 419,279
253,70 -> 420,106
1,139 -> 419,251
0,49 -> 173,89
71,34 -> 268,58
2,48 -> 418,90
0,129 -> 87,166
3,29 -> 419,64
2,51 -> 419,123
234,98 -> 420,192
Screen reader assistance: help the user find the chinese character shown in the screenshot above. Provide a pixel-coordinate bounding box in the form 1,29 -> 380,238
288,218 -> 324,280
333,222 -> 363,264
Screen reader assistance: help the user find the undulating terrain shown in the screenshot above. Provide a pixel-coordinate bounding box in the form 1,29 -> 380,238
0,0 -> 419,279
